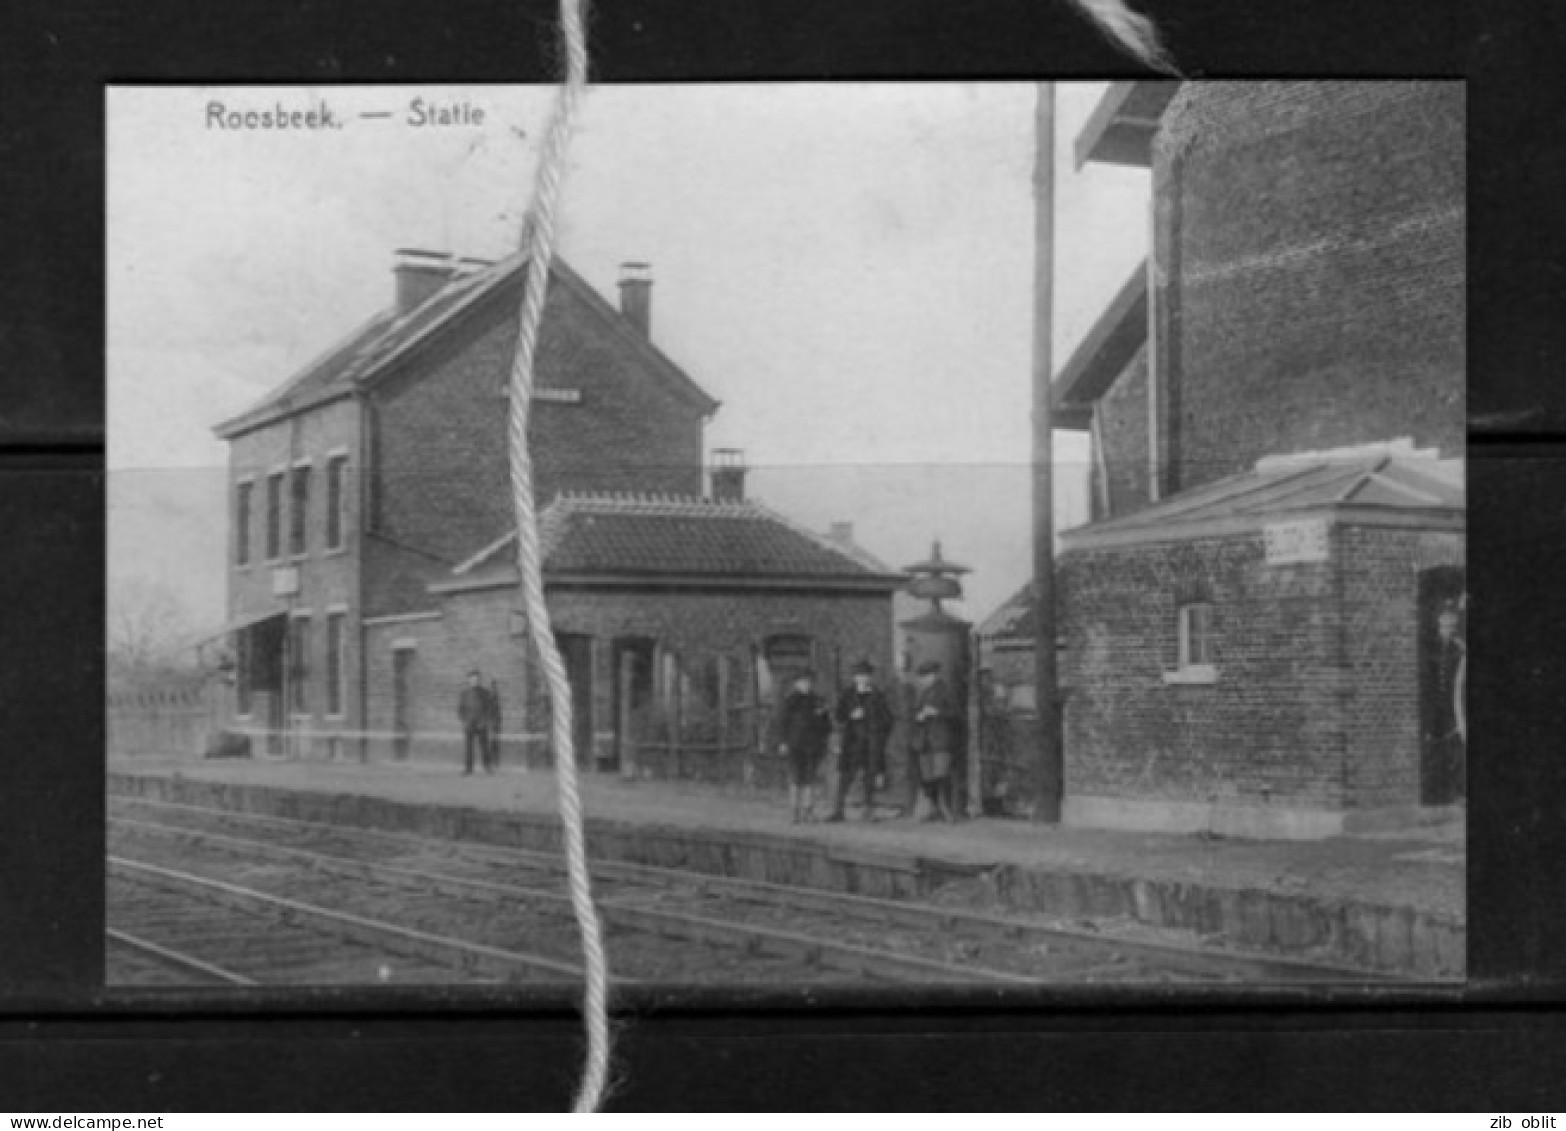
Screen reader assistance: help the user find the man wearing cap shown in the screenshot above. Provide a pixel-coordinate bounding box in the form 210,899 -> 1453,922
910,659 -> 958,822
457,669 -> 499,775
827,660 -> 894,822
778,669 -> 833,824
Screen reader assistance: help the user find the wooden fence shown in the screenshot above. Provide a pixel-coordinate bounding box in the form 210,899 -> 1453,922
108,684 -> 220,758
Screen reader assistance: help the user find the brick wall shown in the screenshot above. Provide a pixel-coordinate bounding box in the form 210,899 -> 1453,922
1059,533 -> 1350,809
362,602 -> 535,768
225,400 -> 364,750
366,277 -> 707,616
1096,343 -> 1152,517
362,580 -> 898,786
1151,81 -> 1464,492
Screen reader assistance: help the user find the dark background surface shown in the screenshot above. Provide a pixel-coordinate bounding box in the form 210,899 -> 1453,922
3,0 -> 1565,1110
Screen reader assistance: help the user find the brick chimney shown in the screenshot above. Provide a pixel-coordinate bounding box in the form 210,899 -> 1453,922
393,249 -> 457,314
617,261 -> 653,337
828,521 -> 855,544
710,448 -> 747,502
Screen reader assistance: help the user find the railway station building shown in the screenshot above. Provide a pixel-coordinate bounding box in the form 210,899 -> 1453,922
212,249 -> 901,775
981,81 -> 1466,837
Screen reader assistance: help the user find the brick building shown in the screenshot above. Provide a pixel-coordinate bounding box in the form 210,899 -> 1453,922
212,249 -> 900,771
982,81 -> 1466,837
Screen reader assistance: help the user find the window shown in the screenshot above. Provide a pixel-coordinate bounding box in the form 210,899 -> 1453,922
290,465 -> 311,556
287,615 -> 310,714
235,481 -> 254,566
325,611 -> 345,717
326,455 -> 347,551
761,634 -> 814,701
1166,601 -> 1217,684
265,473 -> 284,560
236,632 -> 253,717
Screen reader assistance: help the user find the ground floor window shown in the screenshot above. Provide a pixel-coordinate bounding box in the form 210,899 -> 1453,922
1177,601 -> 1214,669
325,611 -> 345,717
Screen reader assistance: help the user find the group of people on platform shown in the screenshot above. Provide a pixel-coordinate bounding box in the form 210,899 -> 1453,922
777,658 -> 959,826
453,656 -> 962,825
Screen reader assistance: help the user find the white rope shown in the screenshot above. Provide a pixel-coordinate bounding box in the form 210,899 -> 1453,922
1068,0 -> 1179,74
504,0 -> 612,1112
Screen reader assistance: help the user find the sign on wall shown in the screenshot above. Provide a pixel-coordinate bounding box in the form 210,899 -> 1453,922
1264,518 -> 1329,565
270,566 -> 301,597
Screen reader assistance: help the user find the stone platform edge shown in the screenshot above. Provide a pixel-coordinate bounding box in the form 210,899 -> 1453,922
108,770 -> 1464,980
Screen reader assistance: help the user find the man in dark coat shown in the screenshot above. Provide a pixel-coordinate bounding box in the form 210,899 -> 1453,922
458,669 -> 499,775
827,660 -> 894,822
778,669 -> 832,824
910,659 -> 958,822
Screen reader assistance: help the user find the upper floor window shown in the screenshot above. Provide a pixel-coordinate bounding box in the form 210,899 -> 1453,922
290,465 -> 312,557
265,473 -> 284,561
326,455 -> 348,551
235,481 -> 254,566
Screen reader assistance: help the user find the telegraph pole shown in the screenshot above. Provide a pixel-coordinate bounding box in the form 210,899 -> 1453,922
1031,82 -> 1064,823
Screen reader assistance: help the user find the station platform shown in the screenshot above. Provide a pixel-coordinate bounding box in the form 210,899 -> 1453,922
107,754 -> 1465,979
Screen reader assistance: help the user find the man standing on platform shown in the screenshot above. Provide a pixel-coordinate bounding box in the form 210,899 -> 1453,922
778,669 -> 833,824
458,669 -> 499,775
827,660 -> 894,822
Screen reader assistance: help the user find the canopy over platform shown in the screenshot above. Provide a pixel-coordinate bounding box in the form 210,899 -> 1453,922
1074,81 -> 1181,169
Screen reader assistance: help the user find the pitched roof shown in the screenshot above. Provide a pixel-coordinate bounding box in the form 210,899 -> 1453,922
440,493 -> 903,592
982,450 -> 1464,641
213,253 -> 717,439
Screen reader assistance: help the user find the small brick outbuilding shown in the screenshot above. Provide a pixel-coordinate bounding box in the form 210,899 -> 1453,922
1054,450 -> 1464,838
363,492 -> 903,783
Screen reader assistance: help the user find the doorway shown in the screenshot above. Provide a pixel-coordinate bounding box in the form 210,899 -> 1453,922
391,646 -> 415,762
611,637 -> 656,773
244,616 -> 286,756
1417,565 -> 1466,805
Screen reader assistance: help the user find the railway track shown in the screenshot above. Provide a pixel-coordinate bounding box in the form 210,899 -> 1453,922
107,795 -> 1384,987
110,857 -> 584,986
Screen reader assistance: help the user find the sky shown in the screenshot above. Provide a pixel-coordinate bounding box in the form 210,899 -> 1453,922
107,83 -> 1151,633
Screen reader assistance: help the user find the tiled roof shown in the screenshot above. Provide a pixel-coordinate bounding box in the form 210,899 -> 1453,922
214,253 -> 716,438
447,493 -> 902,587
977,582 -> 1037,641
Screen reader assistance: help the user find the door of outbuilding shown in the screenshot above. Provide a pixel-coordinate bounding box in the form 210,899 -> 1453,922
1417,565 -> 1466,805
556,632 -> 595,768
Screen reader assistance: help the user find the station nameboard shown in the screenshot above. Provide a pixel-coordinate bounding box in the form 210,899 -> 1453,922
1264,518 -> 1329,565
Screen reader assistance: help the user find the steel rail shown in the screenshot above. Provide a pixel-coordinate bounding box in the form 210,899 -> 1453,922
111,814 -> 1042,985
109,855 -> 592,983
110,793 -> 1394,983
107,927 -> 258,986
